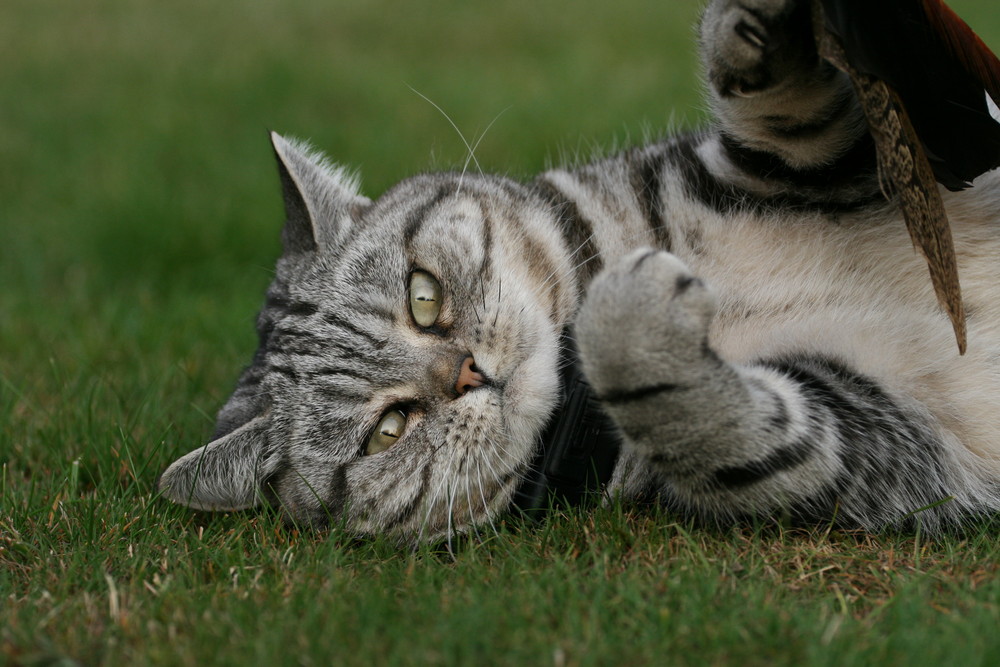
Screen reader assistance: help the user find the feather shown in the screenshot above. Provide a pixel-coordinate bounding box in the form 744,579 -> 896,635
811,0 -> 1000,354
919,0 -> 1000,107
817,0 -> 1000,191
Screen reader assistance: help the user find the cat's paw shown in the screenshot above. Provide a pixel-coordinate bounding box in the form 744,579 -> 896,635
575,248 -> 718,399
700,0 -> 817,97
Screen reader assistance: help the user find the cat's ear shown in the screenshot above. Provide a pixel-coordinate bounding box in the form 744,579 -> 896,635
270,131 -> 371,253
158,414 -> 279,511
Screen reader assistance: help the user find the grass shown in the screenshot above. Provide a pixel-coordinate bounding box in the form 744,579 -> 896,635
3,0 -> 1000,664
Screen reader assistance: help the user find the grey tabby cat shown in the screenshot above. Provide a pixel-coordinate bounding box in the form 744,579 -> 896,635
160,0 -> 1000,541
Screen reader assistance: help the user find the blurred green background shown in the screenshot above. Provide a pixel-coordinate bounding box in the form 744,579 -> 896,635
0,0 -> 708,459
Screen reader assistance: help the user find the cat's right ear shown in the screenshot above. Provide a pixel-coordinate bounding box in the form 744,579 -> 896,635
159,413 -> 279,512
269,131 -> 372,254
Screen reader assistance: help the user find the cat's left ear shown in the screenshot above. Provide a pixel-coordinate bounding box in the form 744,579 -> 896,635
158,414 -> 279,511
270,131 -> 371,253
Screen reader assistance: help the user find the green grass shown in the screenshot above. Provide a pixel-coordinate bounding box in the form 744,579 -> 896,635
3,0 -> 1000,664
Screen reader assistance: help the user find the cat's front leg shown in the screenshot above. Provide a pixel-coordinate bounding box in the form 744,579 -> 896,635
576,249 -> 985,530
574,248 -> 813,518
700,0 -> 867,170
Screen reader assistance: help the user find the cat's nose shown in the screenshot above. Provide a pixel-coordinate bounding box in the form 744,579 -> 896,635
455,356 -> 485,396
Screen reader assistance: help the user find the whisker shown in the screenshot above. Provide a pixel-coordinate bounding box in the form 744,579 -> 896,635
492,277 -> 503,328
462,456 -> 483,542
474,456 -> 500,537
406,84 -> 480,195
459,106 -> 512,187
417,439 -> 461,544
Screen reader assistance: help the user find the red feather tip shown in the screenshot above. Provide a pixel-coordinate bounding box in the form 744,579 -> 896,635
920,0 -> 1000,108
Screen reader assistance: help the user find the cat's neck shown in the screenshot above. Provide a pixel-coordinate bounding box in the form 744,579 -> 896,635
534,146 -> 668,300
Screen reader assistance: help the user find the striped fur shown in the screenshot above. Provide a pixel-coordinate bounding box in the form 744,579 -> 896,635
160,0 -> 1000,541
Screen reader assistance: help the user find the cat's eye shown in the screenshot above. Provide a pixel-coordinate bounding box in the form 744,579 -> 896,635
409,270 -> 442,328
366,409 -> 407,455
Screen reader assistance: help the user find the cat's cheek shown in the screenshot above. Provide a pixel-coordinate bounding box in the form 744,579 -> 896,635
499,362 -> 561,459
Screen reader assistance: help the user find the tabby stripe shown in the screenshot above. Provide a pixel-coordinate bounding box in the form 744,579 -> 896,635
599,382 -> 689,405
502,202 -> 561,320
271,325 -> 326,342
272,338 -> 362,359
745,376 -> 792,433
761,87 -> 853,140
669,137 -> 742,214
403,183 -> 456,251
670,137 -> 882,214
312,365 -> 373,382
629,148 -> 673,252
266,336 -> 327,357
313,383 -> 369,403
319,464 -> 349,527
321,311 -> 386,349
718,132 -> 879,190
764,356 -> 948,498
265,295 -> 289,310
712,438 -> 814,489
531,179 -> 603,284
285,300 -> 319,316
769,357 -> 864,417
267,364 -> 299,380
264,281 -> 291,308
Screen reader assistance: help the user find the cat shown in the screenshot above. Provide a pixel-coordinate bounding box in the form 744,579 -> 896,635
159,0 -> 1000,542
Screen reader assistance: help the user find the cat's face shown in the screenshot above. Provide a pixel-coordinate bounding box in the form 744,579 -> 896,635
159,134 -> 578,541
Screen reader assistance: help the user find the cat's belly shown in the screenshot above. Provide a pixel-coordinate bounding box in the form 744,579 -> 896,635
679,187 -> 1000,468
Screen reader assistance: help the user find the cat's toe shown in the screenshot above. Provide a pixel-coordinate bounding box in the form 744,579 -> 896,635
575,249 -> 717,395
624,248 -> 716,337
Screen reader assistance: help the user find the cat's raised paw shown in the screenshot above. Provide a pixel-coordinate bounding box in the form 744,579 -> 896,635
700,0 -> 814,97
574,249 -> 717,397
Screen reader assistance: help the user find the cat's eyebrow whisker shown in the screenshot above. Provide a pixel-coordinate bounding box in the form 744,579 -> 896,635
406,84 -> 481,196
459,106 -> 512,189
492,278 -> 503,328
453,273 -> 483,325
480,275 -> 488,320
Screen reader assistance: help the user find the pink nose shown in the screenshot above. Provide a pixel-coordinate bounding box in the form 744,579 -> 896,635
455,356 -> 485,395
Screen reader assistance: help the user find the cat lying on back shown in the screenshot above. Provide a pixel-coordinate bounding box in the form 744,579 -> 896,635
160,0 -> 1000,541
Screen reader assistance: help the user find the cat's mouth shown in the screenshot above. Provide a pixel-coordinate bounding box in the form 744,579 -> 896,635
510,328 -> 622,515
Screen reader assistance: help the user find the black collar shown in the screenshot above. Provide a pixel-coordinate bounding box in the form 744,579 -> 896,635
511,328 -> 622,516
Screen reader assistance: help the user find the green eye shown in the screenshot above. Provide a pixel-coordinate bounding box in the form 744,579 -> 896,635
409,270 -> 442,327
366,410 -> 407,455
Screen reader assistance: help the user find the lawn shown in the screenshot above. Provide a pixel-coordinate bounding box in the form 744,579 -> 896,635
3,0 -> 1000,664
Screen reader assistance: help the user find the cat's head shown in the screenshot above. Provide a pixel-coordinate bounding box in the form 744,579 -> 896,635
159,133 -> 578,541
